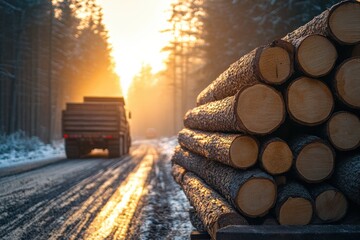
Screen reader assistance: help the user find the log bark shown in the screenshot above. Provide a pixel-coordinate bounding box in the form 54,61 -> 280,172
282,1 -> 360,45
334,57 -> 360,109
293,34 -> 337,77
182,172 -> 248,239
290,135 -> 335,183
309,183 -> 348,222
286,77 -> 334,126
275,182 -> 314,225
178,128 -> 259,169
189,208 -> 206,232
171,163 -> 187,185
259,137 -> 293,175
185,84 -> 285,135
333,154 -> 360,205
327,111 -> 360,151
172,146 -> 277,218
196,40 -> 294,105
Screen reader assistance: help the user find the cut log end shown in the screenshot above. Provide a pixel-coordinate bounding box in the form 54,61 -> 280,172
258,47 -> 292,84
287,77 -> 333,125
297,35 -> 337,77
329,1 -> 360,44
230,136 -> 259,169
279,197 -> 313,225
296,142 -> 334,182
335,58 -> 360,109
236,84 -> 284,134
262,141 -> 293,175
328,111 -> 360,151
315,190 -> 347,222
236,178 -> 276,217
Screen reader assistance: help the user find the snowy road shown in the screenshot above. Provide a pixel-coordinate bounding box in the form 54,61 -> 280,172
0,141 -> 192,239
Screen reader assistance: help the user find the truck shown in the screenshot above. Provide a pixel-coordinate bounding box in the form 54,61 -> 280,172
62,96 -> 131,158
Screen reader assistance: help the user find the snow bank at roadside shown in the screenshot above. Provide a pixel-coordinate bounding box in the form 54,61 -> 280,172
0,131 -> 65,168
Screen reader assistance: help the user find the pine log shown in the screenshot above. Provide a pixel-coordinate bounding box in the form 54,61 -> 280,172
172,146 -> 277,218
259,138 -> 293,175
171,163 -> 187,185
282,1 -> 360,45
178,128 -> 259,169
327,111 -> 360,151
290,135 -> 335,183
334,57 -> 360,109
182,172 -> 248,239
196,40 -> 294,106
275,182 -> 314,225
309,183 -> 348,222
189,208 -> 206,232
185,84 -> 285,135
293,34 -> 337,77
286,77 -> 334,126
333,154 -> 360,205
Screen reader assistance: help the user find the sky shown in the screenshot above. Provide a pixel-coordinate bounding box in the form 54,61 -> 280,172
97,0 -> 172,98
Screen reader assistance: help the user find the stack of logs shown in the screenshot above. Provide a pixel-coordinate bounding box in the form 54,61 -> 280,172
171,1 -> 360,239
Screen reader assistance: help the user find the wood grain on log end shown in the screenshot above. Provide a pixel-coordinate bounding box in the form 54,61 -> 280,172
236,178 -> 277,218
236,84 -> 285,134
327,111 -> 360,151
295,35 -> 337,77
328,1 -> 360,44
334,57 -> 360,109
287,77 -> 334,126
314,188 -> 348,222
257,40 -> 294,84
260,138 -> 293,175
230,136 -> 259,169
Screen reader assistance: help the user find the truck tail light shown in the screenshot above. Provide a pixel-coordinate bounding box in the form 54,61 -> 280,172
104,135 -> 113,139
63,134 -> 69,139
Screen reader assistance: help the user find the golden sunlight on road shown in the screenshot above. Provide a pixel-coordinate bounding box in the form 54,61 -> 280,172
84,148 -> 157,239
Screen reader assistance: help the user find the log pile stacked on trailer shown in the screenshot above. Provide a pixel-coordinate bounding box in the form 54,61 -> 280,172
171,1 -> 360,239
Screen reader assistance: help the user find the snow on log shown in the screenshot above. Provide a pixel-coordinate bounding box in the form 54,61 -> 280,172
334,57 -> 360,109
309,183 -> 348,223
290,135 -> 335,183
182,172 -> 248,239
172,146 -> 277,218
327,111 -> 360,151
178,128 -> 259,169
275,182 -> 314,225
333,154 -> 360,205
286,77 -> 334,126
282,0 -> 360,45
185,84 -> 285,135
259,137 -> 293,175
293,34 -> 337,77
196,40 -> 294,105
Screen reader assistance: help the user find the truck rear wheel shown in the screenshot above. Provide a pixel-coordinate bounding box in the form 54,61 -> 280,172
108,139 -> 122,158
65,139 -> 80,159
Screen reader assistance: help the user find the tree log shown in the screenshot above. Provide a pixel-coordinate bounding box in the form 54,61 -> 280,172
189,208 -> 206,232
290,135 -> 335,183
185,84 -> 285,135
259,137 -> 293,175
327,111 -> 360,151
282,1 -> 360,45
334,57 -> 360,109
182,172 -> 248,239
286,77 -> 334,126
293,34 -> 337,77
172,146 -> 277,218
275,182 -> 314,225
196,40 -> 294,106
333,154 -> 360,205
178,128 -> 259,169
309,183 -> 348,223
171,163 -> 187,185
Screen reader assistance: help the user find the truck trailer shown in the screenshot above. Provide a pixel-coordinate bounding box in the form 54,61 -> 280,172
62,96 -> 131,158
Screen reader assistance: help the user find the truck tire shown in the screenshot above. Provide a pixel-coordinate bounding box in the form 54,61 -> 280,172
108,139 -> 122,158
65,139 -> 80,159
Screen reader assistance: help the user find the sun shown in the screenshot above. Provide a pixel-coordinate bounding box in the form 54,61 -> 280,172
97,0 -> 172,99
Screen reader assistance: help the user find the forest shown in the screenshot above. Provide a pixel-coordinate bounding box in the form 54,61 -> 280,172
1,0 -> 340,141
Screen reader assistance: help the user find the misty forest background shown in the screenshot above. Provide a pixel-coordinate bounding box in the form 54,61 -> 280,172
0,0 -> 339,142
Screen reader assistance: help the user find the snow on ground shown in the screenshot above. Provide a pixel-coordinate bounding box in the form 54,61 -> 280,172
0,131 -> 64,168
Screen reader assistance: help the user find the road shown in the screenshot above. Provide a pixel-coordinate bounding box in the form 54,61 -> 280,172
0,142 -> 192,239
